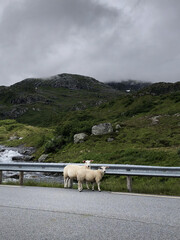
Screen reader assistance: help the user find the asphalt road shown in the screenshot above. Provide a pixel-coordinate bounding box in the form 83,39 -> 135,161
0,185 -> 179,240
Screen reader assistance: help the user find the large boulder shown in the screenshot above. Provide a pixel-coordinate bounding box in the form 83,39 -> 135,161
92,123 -> 113,135
74,133 -> 88,143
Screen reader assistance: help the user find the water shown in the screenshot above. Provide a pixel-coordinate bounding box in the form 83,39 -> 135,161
0,149 -> 22,163
0,145 -> 63,184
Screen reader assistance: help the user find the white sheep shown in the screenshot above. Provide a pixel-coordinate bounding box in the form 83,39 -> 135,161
63,160 -> 93,188
77,166 -> 108,192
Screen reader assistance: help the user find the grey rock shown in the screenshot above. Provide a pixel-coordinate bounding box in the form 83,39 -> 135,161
150,116 -> 161,125
107,138 -> 114,142
8,173 -> 19,179
74,133 -> 88,143
115,124 -> 121,130
12,155 -> 34,162
38,154 -> 49,162
9,136 -> 19,141
18,147 -> 36,155
5,107 -> 28,118
92,123 -> 113,135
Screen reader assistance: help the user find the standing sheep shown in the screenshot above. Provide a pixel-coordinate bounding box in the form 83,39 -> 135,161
63,160 -> 93,188
77,166 -> 108,192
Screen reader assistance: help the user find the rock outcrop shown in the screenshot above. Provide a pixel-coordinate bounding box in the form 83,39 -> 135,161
92,123 -> 113,135
38,154 -> 49,162
74,133 -> 88,143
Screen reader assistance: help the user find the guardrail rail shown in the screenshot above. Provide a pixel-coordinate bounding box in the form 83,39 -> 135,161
0,162 -> 180,191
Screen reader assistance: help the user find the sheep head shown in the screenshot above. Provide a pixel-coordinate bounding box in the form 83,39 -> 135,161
82,160 -> 93,168
99,166 -> 108,173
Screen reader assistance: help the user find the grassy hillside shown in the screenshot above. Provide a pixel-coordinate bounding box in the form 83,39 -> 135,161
0,81 -> 179,195
46,92 -> 180,166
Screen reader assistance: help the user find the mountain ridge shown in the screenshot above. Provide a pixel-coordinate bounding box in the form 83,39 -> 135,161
0,73 -> 179,126
11,73 -> 115,92
0,73 -> 120,124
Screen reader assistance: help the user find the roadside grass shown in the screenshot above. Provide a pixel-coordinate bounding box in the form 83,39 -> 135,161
2,176 -> 180,196
100,176 -> 180,196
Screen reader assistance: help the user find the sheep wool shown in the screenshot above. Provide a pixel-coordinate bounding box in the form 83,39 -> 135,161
63,160 -> 93,188
77,166 -> 108,192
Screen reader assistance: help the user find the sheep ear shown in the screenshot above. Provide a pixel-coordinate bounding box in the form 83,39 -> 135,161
90,160 -> 94,162
82,160 -> 85,163
106,167 -> 109,169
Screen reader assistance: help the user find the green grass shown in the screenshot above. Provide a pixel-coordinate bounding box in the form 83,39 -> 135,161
2,176 -> 180,196
100,176 -> 180,196
0,119 -> 54,158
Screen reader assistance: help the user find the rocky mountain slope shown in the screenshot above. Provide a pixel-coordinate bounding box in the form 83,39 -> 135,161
0,73 -> 179,127
0,73 -> 120,125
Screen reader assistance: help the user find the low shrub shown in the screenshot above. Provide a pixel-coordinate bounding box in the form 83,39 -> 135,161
44,136 -> 66,153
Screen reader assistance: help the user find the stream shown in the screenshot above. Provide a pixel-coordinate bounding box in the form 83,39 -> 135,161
0,145 -> 64,184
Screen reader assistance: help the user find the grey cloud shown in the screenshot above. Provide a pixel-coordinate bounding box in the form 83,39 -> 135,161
0,0 -> 180,86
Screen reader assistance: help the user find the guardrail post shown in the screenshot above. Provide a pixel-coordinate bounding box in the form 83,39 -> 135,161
0,171 -> 2,184
126,168 -> 132,192
19,171 -> 24,185
127,176 -> 132,192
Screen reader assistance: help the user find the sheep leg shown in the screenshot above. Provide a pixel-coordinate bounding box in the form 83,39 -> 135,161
65,177 -> 70,188
68,178 -> 73,188
80,182 -> 83,191
64,177 -> 68,188
78,181 -> 83,192
97,182 -> 101,192
86,181 -> 90,190
92,183 -> 94,191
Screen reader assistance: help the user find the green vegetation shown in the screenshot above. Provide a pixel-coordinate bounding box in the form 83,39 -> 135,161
0,74 -> 120,127
0,119 -> 54,158
101,176 -> 180,196
0,80 -> 180,195
3,177 -> 179,196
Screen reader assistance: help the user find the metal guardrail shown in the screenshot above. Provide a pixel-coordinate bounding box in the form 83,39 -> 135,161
0,162 -> 180,191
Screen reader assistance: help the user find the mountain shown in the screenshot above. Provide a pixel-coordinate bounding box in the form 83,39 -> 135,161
107,80 -> 152,92
0,73 -> 120,126
12,73 -> 115,91
137,82 -> 180,95
0,73 -> 179,127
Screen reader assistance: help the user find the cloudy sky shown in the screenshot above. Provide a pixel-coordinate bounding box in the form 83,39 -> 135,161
0,0 -> 180,86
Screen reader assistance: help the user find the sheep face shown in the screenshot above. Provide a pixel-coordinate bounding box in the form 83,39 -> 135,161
99,166 -> 108,173
83,160 -> 93,168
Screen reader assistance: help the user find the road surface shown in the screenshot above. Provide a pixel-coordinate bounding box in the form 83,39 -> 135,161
0,185 -> 179,240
